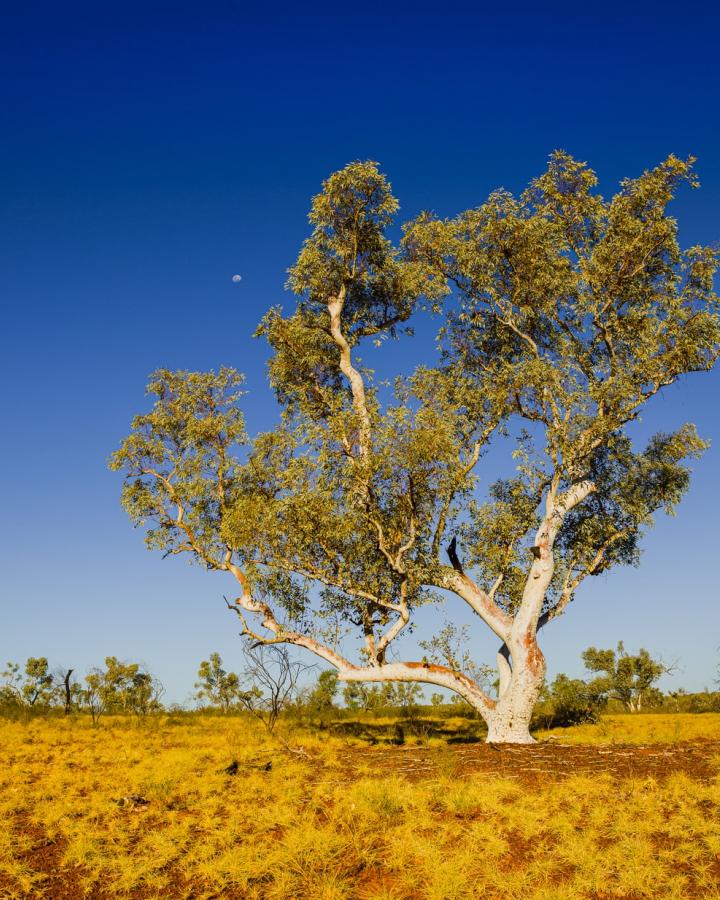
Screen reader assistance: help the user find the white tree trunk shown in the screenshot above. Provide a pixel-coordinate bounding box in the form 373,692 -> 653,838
484,657 -> 545,743
473,487 -> 586,743
335,555 -> 551,743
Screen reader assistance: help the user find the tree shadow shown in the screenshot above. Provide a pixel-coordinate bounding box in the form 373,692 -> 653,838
327,716 -> 486,745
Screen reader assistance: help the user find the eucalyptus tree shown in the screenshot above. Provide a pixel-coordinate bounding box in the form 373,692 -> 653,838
1,658 -> 55,708
83,657 -> 164,723
195,652 -> 245,713
112,156 -> 718,742
582,642 -> 672,712
305,670 -> 340,712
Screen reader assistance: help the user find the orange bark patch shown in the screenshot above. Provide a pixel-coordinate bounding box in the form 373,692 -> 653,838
523,633 -> 545,677
404,661 -> 452,674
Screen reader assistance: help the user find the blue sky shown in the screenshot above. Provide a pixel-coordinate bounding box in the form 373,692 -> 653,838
1,1 -> 719,703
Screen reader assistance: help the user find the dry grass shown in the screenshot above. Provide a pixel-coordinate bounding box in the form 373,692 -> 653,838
534,712 -> 720,745
1,714 -> 719,898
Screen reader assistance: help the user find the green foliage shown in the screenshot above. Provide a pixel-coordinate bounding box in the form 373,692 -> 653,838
536,674 -> 606,728
22,657 -> 55,706
342,681 -> 424,712
390,682 -> 425,710
305,669 -> 339,712
582,642 -> 672,712
2,662 -> 24,708
405,151 -> 719,614
342,683 -> 385,710
1,658 -> 56,708
112,155 -> 719,712
109,368 -> 246,562
83,657 -> 164,723
286,160 -> 442,337
672,691 -> 720,713
194,652 -> 251,713
419,622 -> 495,689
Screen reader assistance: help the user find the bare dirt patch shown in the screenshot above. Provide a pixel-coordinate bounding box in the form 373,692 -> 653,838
0,814 -> 85,900
338,738 -> 720,784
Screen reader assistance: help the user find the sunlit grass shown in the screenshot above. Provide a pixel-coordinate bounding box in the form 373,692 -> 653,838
0,714 -> 719,898
534,712 -> 720,744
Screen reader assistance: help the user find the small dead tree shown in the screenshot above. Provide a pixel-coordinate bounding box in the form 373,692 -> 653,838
237,645 -> 307,733
62,668 -> 74,715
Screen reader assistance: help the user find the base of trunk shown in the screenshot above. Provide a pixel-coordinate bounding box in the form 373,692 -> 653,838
483,661 -> 544,744
485,715 -> 535,744
486,726 -> 535,744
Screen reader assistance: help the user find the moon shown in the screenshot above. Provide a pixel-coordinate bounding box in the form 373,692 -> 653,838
231,274 -> 242,283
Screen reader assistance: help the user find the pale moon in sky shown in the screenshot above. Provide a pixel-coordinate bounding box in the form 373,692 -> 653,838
231,274 -> 242,283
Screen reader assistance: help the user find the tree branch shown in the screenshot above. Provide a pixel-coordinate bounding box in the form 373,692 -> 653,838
431,430 -> 493,561
223,577 -> 495,716
327,285 -> 372,458
338,660 -> 496,715
436,567 -> 512,643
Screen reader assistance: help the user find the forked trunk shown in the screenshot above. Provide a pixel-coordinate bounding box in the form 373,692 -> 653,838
484,636 -> 546,744
476,498 -> 562,743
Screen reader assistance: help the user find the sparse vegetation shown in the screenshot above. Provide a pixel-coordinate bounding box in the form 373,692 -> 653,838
1,713 -> 719,898
1,658 -> 55,708
534,673 -> 606,728
2,648 -> 718,896
82,657 -> 164,724
194,652 -> 249,712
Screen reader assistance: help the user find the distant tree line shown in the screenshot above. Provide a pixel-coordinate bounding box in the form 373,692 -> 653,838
1,657 -> 163,723
3,643 -> 719,728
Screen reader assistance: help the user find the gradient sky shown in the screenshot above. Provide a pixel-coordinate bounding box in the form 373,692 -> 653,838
2,1 -> 719,704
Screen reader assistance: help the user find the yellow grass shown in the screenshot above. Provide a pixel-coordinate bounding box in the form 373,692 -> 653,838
1,714 -> 719,898
534,712 -> 720,745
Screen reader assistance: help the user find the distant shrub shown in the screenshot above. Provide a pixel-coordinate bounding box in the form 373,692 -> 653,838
687,692 -> 720,713
534,674 -> 606,729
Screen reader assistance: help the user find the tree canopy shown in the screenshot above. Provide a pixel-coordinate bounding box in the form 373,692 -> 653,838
112,154 -> 719,742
